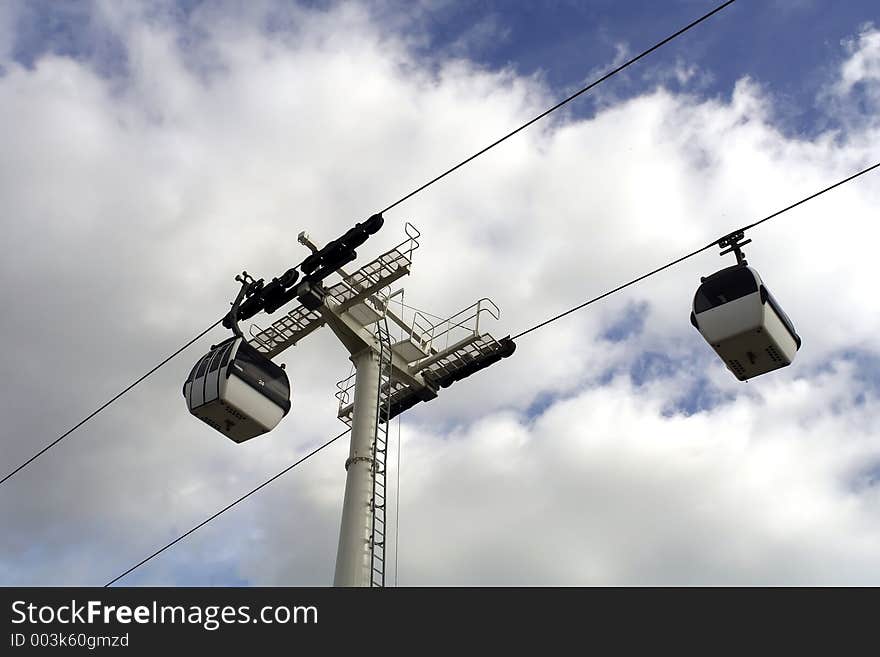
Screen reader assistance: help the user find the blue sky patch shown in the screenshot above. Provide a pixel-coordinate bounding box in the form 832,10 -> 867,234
797,348 -> 880,408
10,0 -> 129,78
380,0 -> 879,136
841,349 -> 880,397
629,349 -> 681,386
847,460 -> 880,494
662,374 -> 736,417
601,301 -> 648,343
8,1 -> 880,137
524,389 -> 561,420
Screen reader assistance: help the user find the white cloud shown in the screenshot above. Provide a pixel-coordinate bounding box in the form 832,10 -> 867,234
838,23 -> 880,95
821,22 -> 880,133
1,2 -> 880,585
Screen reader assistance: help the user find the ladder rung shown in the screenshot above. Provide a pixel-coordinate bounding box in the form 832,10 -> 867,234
370,321 -> 394,588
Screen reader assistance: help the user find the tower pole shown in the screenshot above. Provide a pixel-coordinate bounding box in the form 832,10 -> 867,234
333,346 -> 380,586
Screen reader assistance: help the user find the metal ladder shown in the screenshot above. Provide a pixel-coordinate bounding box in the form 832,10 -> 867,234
370,316 -> 393,587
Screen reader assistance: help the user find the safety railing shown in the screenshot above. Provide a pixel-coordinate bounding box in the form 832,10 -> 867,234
335,370 -> 358,409
403,298 -> 500,358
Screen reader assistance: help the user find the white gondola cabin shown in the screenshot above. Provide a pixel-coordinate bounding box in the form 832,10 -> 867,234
183,336 -> 291,442
690,264 -> 801,381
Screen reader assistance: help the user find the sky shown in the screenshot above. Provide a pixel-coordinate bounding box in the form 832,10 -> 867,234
1,0 -> 880,586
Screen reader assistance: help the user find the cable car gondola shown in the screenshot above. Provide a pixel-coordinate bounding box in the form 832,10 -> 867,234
183,273 -> 292,442
183,336 -> 291,442
690,261 -> 801,381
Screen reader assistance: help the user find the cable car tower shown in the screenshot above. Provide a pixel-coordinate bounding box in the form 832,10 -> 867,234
187,216 -> 515,587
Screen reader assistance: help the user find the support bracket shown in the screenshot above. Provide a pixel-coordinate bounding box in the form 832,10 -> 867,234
718,230 -> 752,265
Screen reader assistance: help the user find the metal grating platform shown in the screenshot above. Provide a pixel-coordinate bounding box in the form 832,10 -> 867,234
419,333 -> 508,386
334,298 -> 506,425
248,225 -> 419,358
335,372 -> 410,427
335,332 -> 510,425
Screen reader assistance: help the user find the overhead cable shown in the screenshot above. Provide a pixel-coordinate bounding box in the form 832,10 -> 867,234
511,161 -> 880,340
109,160 -> 880,584
0,319 -> 224,488
104,428 -> 350,587
3,1 -> 737,489
379,0 -> 737,214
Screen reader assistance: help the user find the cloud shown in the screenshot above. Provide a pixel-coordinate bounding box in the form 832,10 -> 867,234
1,1 -> 880,585
821,22 -> 880,132
838,23 -> 880,95
391,361 -> 880,585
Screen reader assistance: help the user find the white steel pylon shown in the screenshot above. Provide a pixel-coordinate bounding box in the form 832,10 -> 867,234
246,222 -> 515,587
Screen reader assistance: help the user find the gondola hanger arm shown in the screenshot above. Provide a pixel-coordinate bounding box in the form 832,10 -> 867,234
717,230 -> 751,265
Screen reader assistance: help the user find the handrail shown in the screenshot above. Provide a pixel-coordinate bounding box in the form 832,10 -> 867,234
335,371 -> 357,406
427,298 -> 500,351
394,297 -> 502,356
248,322 -> 276,350
392,222 -> 420,262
